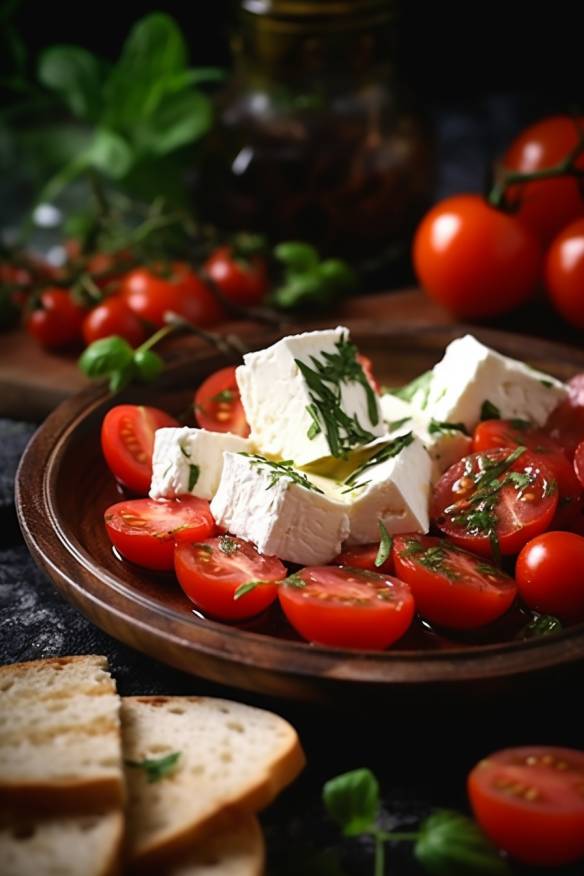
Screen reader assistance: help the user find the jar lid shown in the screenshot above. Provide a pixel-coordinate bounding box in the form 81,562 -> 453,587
241,0 -> 393,21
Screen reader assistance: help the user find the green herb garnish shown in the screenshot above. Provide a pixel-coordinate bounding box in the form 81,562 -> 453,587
271,243 -> 357,311
388,371 -> 433,407
179,442 -> 191,459
428,419 -> 469,437
233,580 -> 268,600
480,400 -> 501,420
211,389 -> 234,403
374,522 -> 392,568
218,535 -> 239,555
508,418 -> 532,430
188,464 -> 199,491
387,416 -> 411,432
126,751 -> 181,783
344,433 -> 414,487
518,614 -> 563,639
241,454 -> 324,494
401,538 -> 461,581
540,379 -> 554,388
283,573 -> 307,589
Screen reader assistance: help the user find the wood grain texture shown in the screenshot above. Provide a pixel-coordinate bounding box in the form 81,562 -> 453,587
15,322 -> 584,704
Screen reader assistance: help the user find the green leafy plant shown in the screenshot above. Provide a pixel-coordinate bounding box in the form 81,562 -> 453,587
271,242 -> 357,310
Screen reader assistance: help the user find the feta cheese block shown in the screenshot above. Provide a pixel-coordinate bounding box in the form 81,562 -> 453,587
408,334 -> 568,431
310,434 -> 432,545
380,392 -> 471,479
210,452 -> 351,565
236,326 -> 385,467
150,427 -> 251,501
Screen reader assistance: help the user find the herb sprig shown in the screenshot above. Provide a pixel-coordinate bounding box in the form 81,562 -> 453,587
241,454 -> 324,494
388,371 -> 433,407
344,433 -> 414,487
374,522 -> 392,568
428,419 -> 469,437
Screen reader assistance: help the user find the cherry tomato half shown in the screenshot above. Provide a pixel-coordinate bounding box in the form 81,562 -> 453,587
413,194 -> 541,319
82,296 -> 146,348
25,288 -> 86,349
502,116 -> 584,245
101,404 -> 178,495
204,246 -> 268,307
431,447 -> 558,558
194,366 -> 250,437
105,497 -> 215,571
545,217 -> 584,329
175,535 -> 284,620
121,263 -> 223,328
393,534 -> 516,630
334,543 -> 394,575
468,746 -> 584,866
278,566 -> 414,650
516,531 -> 584,622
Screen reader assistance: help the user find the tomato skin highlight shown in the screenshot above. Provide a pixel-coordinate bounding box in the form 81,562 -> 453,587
121,263 -> 223,328
413,195 -> 541,319
393,534 -> 516,630
175,536 -> 284,621
25,288 -> 86,349
545,373 -> 584,459
105,497 -> 215,571
516,531 -> 584,622
545,217 -> 584,329
334,544 -> 394,575
82,296 -> 146,348
194,366 -> 250,437
278,566 -> 414,650
468,746 -> 584,867
101,404 -> 178,495
204,246 -> 268,307
431,447 -> 559,558
502,116 -> 584,245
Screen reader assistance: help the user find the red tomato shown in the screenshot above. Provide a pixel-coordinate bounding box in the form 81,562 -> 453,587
334,544 -> 394,575
472,419 -> 581,504
431,447 -> 559,558
194,366 -> 250,437
204,246 -> 268,307
174,535 -> 284,620
413,195 -> 541,319
468,746 -> 584,866
574,441 -> 584,489
278,566 -> 414,650
545,374 -> 584,460
121,263 -> 223,328
393,534 -> 516,630
502,116 -> 584,245
516,531 -> 584,622
0,263 -> 32,287
545,218 -> 584,328
105,497 -> 215,571
82,296 -> 146,347
101,405 -> 178,494
357,354 -> 381,394
25,288 -> 86,349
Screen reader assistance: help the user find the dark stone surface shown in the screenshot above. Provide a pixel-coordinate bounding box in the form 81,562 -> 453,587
1,421 -> 583,875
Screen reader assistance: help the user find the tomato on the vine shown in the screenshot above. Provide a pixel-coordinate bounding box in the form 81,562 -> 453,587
502,116 -> 584,245
545,218 -> 584,329
101,404 -> 178,494
121,263 -> 223,328
516,531 -> 584,622
82,296 -> 146,347
194,366 -> 250,437
413,195 -> 541,319
25,288 -> 86,349
278,566 -> 414,649
204,246 -> 268,307
468,746 -> 584,866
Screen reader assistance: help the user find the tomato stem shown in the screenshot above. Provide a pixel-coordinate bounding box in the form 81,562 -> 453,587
488,119 -> 584,210
134,314 -> 249,359
374,834 -> 385,876
377,831 -> 420,842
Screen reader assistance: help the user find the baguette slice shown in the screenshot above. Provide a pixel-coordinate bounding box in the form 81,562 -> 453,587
122,696 -> 304,869
0,655 -> 124,813
0,810 -> 123,876
164,814 -> 264,876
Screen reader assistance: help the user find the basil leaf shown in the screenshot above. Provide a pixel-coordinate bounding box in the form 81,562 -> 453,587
274,242 -> 319,272
323,768 -> 380,837
38,45 -> 104,121
271,273 -> 324,310
109,362 -> 137,393
415,810 -> 511,876
375,521 -> 392,568
126,751 -> 180,783
78,336 -> 134,378
134,349 -> 163,382
84,129 -> 134,178
141,90 -> 212,156
319,259 -> 358,293
480,400 -> 501,421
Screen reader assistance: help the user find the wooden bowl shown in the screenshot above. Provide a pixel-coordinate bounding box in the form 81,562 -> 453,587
16,322 -> 584,705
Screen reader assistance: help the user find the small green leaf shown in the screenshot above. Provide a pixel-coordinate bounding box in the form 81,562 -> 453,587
518,614 -> 563,639
283,573 -> 306,589
38,45 -> 104,121
390,371 -> 433,405
188,464 -> 200,491
318,259 -> 357,293
480,400 -> 501,421
126,751 -> 181,783
84,129 -> 134,179
271,274 -> 324,310
375,522 -> 392,568
134,349 -> 163,382
78,336 -> 134,378
109,362 -> 137,393
415,810 -> 511,876
137,90 -> 212,156
218,534 -> 239,555
233,580 -> 267,600
323,768 -> 380,837
387,416 -> 411,432
274,242 -> 319,272
428,419 -> 469,437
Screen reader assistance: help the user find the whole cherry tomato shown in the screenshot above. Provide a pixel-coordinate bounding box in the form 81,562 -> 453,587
204,246 -> 268,307
545,218 -> 584,328
121,263 -> 223,328
413,195 -> 541,319
502,116 -> 584,245
516,531 -> 584,622
25,288 -> 86,349
82,296 -> 146,348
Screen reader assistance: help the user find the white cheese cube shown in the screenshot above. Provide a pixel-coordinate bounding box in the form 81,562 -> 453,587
149,427 -> 251,501
236,326 -> 385,467
309,435 -> 431,545
210,452 -> 350,565
409,334 -> 567,431
380,393 -> 471,479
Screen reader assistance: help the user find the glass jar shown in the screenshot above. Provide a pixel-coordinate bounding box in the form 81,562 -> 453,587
196,0 -> 434,279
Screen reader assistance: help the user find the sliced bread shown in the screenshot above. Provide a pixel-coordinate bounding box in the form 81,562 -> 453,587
164,814 -> 264,876
121,696 -> 304,869
0,810 -> 123,876
0,655 -> 124,813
